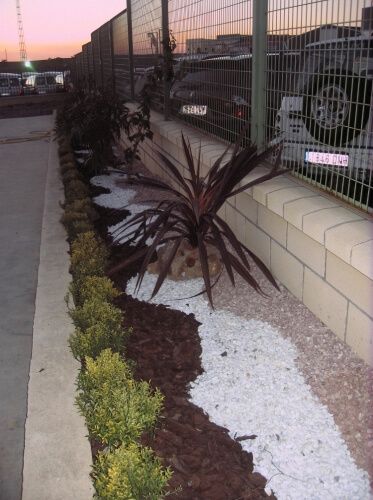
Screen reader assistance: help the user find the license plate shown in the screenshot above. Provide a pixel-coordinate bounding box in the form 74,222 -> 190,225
181,105 -> 207,116
305,151 -> 349,167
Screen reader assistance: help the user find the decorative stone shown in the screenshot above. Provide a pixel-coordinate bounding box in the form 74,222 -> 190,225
147,239 -> 222,280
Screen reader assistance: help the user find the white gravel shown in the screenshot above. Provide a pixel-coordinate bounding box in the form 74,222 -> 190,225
91,173 -> 136,209
126,271 -> 371,500
90,174 -> 372,500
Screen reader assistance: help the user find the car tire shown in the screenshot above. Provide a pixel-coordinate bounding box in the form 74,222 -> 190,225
302,72 -> 371,146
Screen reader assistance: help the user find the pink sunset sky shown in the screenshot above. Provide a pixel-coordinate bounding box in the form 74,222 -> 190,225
0,0 -> 126,61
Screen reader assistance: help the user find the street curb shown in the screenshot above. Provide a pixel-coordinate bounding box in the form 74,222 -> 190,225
22,115 -> 93,500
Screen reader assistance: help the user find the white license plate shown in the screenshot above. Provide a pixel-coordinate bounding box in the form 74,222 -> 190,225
305,151 -> 349,167
181,105 -> 207,116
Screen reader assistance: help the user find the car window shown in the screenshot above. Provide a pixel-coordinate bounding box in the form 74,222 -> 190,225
0,78 -> 8,86
10,78 -> 20,87
46,76 -> 56,84
36,76 -> 45,85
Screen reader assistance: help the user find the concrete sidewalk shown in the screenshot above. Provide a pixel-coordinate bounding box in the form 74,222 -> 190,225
0,114 -> 92,499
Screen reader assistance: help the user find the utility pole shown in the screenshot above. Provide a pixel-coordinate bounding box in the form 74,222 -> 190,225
15,0 -> 28,62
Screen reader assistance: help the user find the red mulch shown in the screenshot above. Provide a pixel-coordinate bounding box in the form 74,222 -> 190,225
92,188 -> 274,499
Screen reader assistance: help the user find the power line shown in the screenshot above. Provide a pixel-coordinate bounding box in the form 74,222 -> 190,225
15,0 -> 28,61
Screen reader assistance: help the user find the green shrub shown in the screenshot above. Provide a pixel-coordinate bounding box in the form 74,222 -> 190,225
70,231 -> 108,283
76,349 -> 163,448
62,169 -> 84,185
64,198 -> 98,220
69,297 -> 123,332
58,143 -> 71,156
61,212 -> 93,240
68,298 -> 127,360
60,161 -> 76,176
69,322 -> 125,361
70,275 -> 121,308
64,179 -> 90,202
60,152 -> 76,165
77,349 -> 132,392
93,443 -> 172,500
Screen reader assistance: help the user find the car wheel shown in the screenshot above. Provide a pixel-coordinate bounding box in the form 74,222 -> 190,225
302,72 -> 371,146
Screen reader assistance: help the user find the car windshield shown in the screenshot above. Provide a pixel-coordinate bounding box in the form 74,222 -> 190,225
0,78 -> 8,86
46,76 -> 56,84
10,78 -> 20,86
36,76 -> 45,85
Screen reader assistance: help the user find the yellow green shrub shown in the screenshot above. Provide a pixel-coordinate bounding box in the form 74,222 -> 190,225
60,161 -> 76,176
62,169 -> 84,185
76,350 -> 163,448
70,276 -> 121,308
70,231 -> 108,282
93,443 -> 172,500
64,179 -> 90,203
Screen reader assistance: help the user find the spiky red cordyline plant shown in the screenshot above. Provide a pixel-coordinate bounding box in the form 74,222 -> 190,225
108,132 -> 285,307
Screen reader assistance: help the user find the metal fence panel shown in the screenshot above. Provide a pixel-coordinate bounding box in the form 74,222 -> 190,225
111,11 -> 132,99
267,1 -> 373,211
99,22 -> 114,89
91,29 -> 103,88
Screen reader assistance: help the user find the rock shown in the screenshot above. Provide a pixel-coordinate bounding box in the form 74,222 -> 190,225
147,239 -> 222,281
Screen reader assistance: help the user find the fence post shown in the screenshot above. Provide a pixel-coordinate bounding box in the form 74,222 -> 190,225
127,0 -> 135,100
161,0 -> 171,120
252,0 -> 268,149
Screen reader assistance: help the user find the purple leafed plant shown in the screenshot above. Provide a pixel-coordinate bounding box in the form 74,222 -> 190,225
109,132 -> 285,307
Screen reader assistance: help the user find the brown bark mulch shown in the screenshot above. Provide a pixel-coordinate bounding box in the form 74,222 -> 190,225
92,186 -> 274,500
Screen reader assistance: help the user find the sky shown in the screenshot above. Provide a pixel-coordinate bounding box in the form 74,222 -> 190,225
0,0 -> 126,61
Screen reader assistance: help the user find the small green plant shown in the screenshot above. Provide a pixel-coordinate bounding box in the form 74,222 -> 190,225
76,349 -> 132,393
68,298 -> 126,360
69,297 -> 123,332
60,161 -> 76,176
59,152 -> 76,165
61,169 -> 84,185
70,275 -> 121,308
93,443 -> 172,500
64,179 -> 90,203
76,349 -> 163,447
70,231 -> 108,283
61,197 -> 98,239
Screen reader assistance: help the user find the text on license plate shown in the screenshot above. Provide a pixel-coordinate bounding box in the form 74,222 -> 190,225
181,105 -> 207,116
305,151 -> 349,167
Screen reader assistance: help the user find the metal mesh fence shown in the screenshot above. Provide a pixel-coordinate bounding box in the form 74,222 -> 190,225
72,0 -> 373,211
112,12 -> 132,99
267,0 -> 373,211
99,22 -> 114,89
168,0 -> 253,142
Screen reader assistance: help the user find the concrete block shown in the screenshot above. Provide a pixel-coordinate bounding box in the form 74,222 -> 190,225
245,219 -> 271,269
325,220 -> 373,266
346,303 -> 373,366
326,252 -> 373,318
267,186 -> 317,217
283,196 -> 339,230
287,224 -> 326,276
303,207 -> 362,244
270,240 -> 304,300
252,176 -> 296,206
303,268 -> 348,341
225,202 -> 237,236
235,192 -> 258,223
351,240 -> 373,280
258,204 -> 287,246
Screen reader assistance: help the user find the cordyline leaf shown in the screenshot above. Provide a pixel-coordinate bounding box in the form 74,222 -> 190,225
197,232 -> 213,307
109,131 -> 285,307
151,236 -> 184,298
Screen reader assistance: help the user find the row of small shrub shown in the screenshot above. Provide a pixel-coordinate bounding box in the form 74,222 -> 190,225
57,134 -> 172,499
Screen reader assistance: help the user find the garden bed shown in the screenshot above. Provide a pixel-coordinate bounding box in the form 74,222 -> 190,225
89,167 -> 371,499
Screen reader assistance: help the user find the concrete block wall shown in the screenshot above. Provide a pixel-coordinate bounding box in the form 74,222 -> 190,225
120,108 -> 373,366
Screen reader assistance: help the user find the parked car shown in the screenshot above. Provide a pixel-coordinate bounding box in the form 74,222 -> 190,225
0,73 -> 23,97
23,72 -> 65,95
275,31 -> 373,176
170,53 -> 300,141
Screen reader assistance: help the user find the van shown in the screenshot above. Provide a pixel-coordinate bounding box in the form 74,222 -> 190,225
24,72 -> 64,94
0,73 -> 22,97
